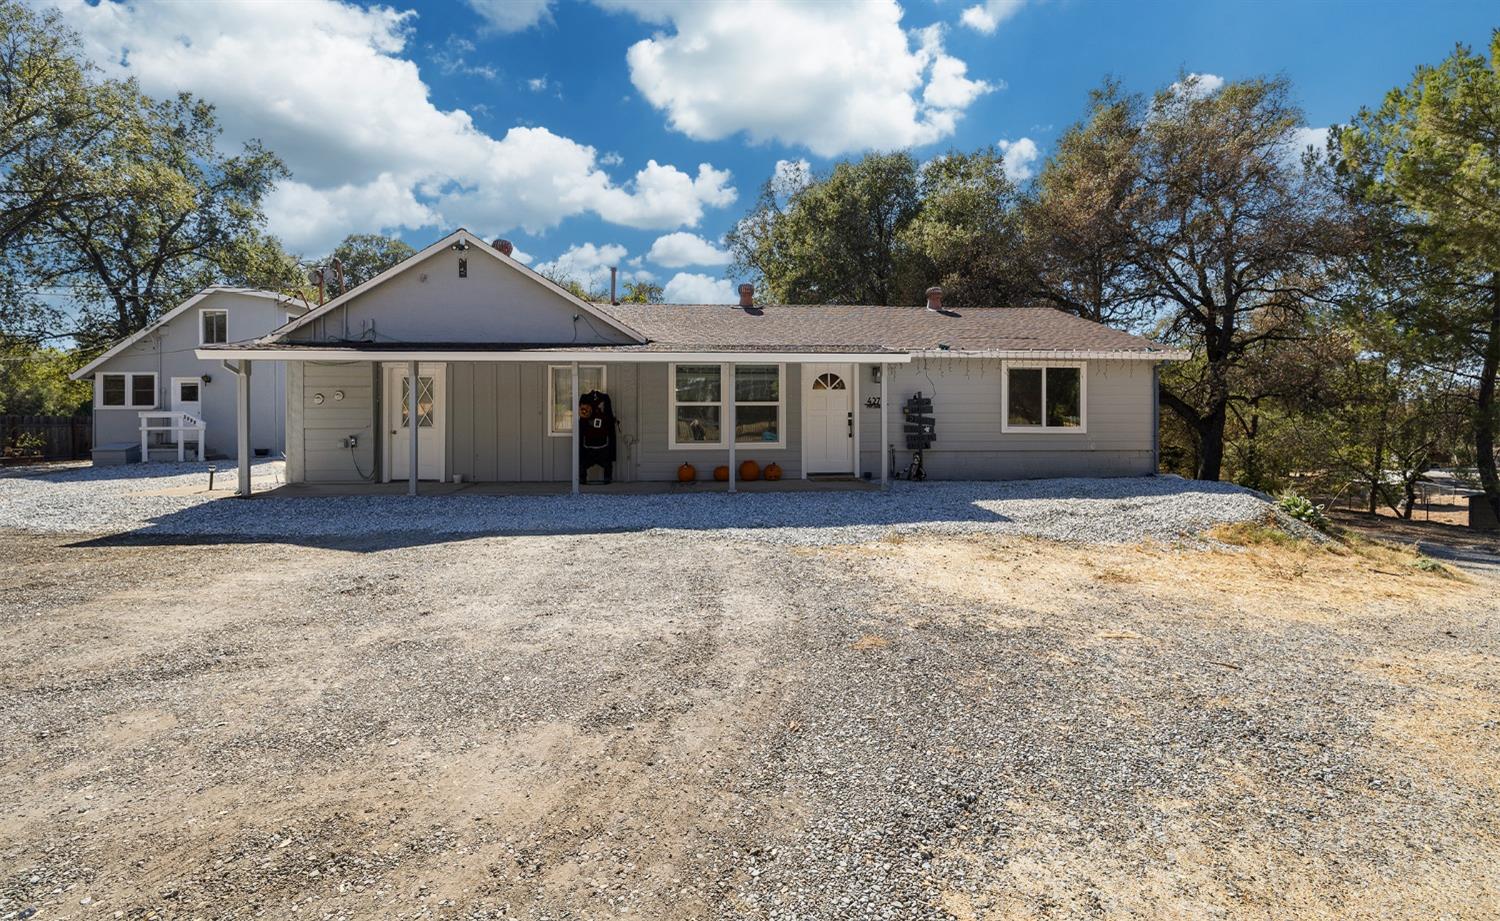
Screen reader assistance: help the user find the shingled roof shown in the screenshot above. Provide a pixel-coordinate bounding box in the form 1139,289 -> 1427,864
594,303 -> 1175,356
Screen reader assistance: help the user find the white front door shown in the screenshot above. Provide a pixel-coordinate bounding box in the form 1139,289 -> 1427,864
171,377 -> 202,419
803,362 -> 854,474
384,362 -> 446,481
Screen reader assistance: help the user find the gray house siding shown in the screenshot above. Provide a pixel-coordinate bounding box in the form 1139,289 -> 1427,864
856,357 -> 1157,479
285,361 -> 377,483
89,290 -> 293,458
290,247 -> 636,346
287,356 -> 1158,484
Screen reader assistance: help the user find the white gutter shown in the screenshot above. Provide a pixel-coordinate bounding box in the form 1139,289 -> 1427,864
196,348 -> 915,364
907,348 -> 1189,361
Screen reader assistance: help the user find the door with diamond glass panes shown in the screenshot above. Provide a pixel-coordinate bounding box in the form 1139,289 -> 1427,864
383,362 -> 446,481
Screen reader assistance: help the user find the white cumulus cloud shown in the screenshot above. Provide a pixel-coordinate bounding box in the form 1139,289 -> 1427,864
1171,72 -> 1225,99
535,243 -> 628,292
959,0 -> 1026,34
603,0 -> 993,157
996,137 -> 1040,181
465,0 -> 554,32
52,0 -> 736,253
663,272 -> 738,304
647,232 -> 732,268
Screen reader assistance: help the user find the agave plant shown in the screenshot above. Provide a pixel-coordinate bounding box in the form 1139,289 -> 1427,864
1276,492 -> 1330,531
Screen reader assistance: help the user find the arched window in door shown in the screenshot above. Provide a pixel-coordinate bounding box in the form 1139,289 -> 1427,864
812,372 -> 846,391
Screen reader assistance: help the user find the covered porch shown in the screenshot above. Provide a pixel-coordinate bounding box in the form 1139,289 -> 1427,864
211,347 -> 908,499
251,476 -> 880,499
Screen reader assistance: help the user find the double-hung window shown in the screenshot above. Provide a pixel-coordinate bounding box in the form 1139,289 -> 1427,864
1001,361 -> 1086,432
97,372 -> 158,409
548,365 -> 606,435
200,309 -> 228,345
669,363 -> 784,449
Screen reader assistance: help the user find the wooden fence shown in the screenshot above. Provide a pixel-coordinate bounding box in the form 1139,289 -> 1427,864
2,414 -> 92,462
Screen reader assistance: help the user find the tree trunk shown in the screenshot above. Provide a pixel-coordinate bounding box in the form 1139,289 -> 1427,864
1477,280 -> 1500,527
1196,405 -> 1226,481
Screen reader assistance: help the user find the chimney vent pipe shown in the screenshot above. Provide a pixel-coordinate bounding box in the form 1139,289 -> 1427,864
738,283 -> 754,308
925,286 -> 944,312
610,266 -> 619,306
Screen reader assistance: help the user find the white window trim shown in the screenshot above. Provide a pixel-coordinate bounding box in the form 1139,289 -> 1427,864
199,308 -> 228,345
667,362 -> 786,450
96,371 -> 158,410
546,364 -> 607,437
1000,360 -> 1087,434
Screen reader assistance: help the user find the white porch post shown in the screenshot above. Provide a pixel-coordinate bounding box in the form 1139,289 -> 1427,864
408,359 -> 418,497
880,362 -> 889,489
852,364 -> 861,479
139,416 -> 148,464
570,361 -> 580,495
237,360 -> 252,497
726,362 -> 736,493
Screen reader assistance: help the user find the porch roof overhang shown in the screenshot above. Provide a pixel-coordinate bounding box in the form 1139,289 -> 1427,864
195,342 -> 915,364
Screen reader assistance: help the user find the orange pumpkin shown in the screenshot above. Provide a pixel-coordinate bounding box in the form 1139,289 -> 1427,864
763,462 -> 782,481
739,459 -> 761,481
713,465 -> 730,481
677,463 -> 696,482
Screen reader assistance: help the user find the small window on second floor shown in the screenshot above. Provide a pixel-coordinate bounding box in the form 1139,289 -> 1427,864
201,309 -> 227,345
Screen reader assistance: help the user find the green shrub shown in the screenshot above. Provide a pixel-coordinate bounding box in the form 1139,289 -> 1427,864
1276,492 -> 1329,531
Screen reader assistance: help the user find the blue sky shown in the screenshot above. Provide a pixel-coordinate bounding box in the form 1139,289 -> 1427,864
50,0 -> 1498,303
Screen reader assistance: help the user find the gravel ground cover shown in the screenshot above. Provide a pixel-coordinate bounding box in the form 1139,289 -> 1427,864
0,521 -> 1495,919
0,461 -> 1277,545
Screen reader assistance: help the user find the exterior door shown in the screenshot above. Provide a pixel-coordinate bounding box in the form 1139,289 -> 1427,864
171,377 -> 202,419
384,362 -> 446,481
803,362 -> 853,474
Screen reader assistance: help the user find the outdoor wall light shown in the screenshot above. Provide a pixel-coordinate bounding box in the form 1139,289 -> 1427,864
201,374 -> 212,384
313,392 -> 326,405
334,390 -> 345,401
870,366 -> 882,383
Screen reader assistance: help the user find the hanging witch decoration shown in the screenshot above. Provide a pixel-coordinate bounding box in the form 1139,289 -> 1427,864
577,388 -> 617,484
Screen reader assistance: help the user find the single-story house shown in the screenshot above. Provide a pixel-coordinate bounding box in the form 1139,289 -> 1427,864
71,288 -> 306,463
198,229 -> 1185,496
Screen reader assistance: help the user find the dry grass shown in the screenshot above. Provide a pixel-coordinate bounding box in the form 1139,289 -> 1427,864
833,524 -> 1500,920
832,521 -> 1477,634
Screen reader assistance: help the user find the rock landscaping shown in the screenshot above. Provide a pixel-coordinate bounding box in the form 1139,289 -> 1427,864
0,460 -> 1277,545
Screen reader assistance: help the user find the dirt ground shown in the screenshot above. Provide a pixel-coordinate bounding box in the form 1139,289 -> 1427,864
1,525 -> 1497,920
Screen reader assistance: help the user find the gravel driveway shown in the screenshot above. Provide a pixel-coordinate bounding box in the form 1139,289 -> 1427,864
1,512 -> 1496,918
0,461 -> 1277,545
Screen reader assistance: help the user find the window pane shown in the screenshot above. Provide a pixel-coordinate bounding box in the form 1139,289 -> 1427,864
551,367 -> 571,433
735,365 -> 779,403
203,312 -> 226,344
1046,367 -> 1081,427
102,375 -> 125,406
675,405 -> 720,444
131,375 -> 155,407
1007,368 -> 1042,426
551,366 -> 605,433
179,382 -> 199,402
675,364 -> 720,403
416,376 -> 434,427
400,378 -> 409,427
735,404 -> 780,443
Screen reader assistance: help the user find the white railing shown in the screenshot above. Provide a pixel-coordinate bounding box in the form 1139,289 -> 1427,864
138,411 -> 206,462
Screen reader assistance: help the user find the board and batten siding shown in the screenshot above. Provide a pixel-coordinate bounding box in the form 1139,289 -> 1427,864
286,361 -> 376,483
287,356 -> 1157,484
856,357 -> 1157,479
446,361 -> 642,483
